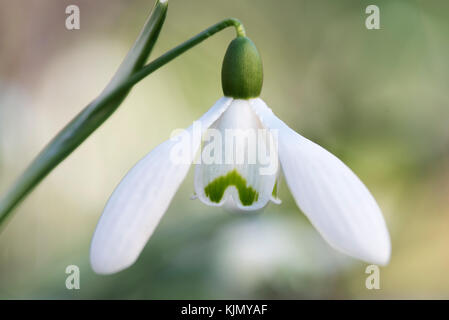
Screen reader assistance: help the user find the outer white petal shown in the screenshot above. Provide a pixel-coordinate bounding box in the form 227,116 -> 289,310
250,98 -> 391,265
90,97 -> 232,274
194,99 -> 279,211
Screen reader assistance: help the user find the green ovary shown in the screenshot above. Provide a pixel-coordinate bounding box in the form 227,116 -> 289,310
204,169 -> 259,206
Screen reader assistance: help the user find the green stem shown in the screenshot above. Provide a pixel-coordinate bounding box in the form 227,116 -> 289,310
103,18 -> 245,106
0,17 -> 246,226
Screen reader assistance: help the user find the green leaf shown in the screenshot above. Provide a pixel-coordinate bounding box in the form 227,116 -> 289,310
0,0 -> 168,225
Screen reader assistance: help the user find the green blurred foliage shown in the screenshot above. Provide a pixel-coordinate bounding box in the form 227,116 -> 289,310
0,0 -> 449,299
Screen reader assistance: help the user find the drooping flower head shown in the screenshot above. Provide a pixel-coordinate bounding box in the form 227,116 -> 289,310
90,35 -> 390,274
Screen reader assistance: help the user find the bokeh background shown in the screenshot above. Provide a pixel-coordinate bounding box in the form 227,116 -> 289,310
0,0 -> 448,299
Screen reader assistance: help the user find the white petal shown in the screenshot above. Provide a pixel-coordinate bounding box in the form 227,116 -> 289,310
194,99 -> 279,211
90,97 -> 232,274
250,98 -> 391,265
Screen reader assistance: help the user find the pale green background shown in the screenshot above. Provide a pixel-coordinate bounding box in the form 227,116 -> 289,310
0,0 -> 448,299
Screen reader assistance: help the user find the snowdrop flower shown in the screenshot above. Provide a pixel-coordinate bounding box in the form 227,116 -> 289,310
90,36 -> 391,274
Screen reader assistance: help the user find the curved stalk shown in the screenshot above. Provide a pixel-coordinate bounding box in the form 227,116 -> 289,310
101,18 -> 246,107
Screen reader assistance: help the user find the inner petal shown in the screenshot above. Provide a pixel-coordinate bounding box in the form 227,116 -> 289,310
194,99 -> 279,211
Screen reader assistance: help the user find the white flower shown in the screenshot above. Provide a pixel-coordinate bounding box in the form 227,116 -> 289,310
90,36 -> 391,274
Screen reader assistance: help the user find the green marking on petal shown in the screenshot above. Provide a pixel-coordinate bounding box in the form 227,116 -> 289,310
272,181 -> 278,198
204,169 -> 259,206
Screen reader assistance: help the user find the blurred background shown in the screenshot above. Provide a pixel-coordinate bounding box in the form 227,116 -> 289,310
0,0 -> 448,299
